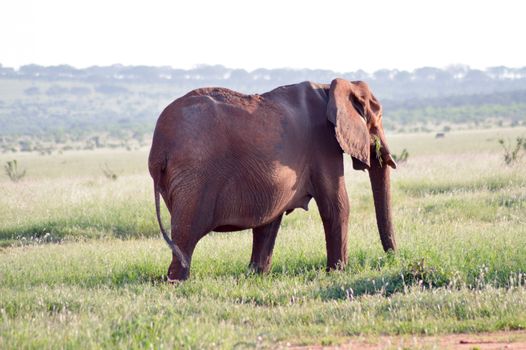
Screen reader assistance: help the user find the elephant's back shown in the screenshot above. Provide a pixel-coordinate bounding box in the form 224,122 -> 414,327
183,87 -> 264,111
157,88 -> 289,157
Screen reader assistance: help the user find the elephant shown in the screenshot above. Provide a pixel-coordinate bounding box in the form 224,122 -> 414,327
148,78 -> 397,281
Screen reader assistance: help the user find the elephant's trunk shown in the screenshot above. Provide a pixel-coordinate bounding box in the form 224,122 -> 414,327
368,155 -> 397,252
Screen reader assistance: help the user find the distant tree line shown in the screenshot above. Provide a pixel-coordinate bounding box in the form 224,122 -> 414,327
0,64 -> 525,152
1,63 -> 526,100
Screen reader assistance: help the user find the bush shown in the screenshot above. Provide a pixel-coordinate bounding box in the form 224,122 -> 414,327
101,163 -> 118,180
4,160 -> 26,182
498,137 -> 525,165
392,148 -> 409,164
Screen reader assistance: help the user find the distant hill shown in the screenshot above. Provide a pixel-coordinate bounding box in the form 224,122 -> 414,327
2,63 -> 526,99
0,64 -> 525,152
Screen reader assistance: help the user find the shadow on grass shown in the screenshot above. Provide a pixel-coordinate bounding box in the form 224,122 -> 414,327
315,256 -> 459,300
0,218 -> 158,246
106,255 -> 451,292
10,252 -> 516,300
316,270 -> 451,301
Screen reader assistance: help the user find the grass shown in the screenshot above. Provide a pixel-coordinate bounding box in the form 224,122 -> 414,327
1,127 -> 526,348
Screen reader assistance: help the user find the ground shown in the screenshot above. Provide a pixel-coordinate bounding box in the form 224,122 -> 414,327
289,331 -> 526,349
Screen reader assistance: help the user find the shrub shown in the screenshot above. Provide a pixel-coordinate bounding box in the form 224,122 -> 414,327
498,137 -> 525,165
101,163 -> 118,180
4,160 -> 26,182
392,148 -> 409,164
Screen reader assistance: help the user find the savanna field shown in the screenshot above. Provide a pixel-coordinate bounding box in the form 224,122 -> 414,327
1,127 -> 526,348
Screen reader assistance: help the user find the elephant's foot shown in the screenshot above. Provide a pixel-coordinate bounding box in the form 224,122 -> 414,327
326,258 -> 347,272
167,259 -> 190,282
248,259 -> 272,274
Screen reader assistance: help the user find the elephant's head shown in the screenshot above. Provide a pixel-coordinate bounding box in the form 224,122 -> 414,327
327,78 -> 397,252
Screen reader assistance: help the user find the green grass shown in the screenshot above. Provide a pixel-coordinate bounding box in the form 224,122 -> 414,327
1,127 -> 526,348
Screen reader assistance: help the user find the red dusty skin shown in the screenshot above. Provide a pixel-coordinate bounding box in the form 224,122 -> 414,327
368,154 -> 397,252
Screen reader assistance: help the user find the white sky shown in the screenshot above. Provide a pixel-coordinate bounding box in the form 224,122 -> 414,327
1,0 -> 525,72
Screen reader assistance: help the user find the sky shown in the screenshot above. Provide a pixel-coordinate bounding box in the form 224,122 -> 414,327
1,0 -> 525,73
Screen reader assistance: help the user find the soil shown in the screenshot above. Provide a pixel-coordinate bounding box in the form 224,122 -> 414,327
288,330 -> 526,349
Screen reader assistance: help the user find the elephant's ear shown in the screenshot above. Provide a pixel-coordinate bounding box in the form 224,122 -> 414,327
326,78 -> 370,166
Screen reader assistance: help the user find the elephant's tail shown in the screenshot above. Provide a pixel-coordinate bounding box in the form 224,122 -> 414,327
154,181 -> 188,269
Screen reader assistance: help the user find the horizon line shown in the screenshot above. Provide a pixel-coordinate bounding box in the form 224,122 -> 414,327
2,62 -> 525,74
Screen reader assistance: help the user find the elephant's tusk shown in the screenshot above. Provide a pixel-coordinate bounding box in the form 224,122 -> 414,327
385,154 -> 397,169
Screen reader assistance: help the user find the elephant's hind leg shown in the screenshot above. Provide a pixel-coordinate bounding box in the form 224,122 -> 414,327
166,192 -> 215,281
167,223 -> 200,282
249,214 -> 283,273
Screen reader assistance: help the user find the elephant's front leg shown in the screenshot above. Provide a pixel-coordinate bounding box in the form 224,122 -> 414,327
249,214 -> 283,273
315,178 -> 350,270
